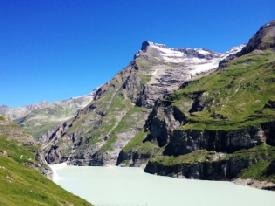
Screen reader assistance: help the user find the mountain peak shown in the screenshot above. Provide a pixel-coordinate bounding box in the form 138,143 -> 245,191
141,41 -> 166,51
137,41 -> 244,66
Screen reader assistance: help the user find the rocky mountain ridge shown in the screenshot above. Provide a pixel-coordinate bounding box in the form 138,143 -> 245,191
40,39 -> 244,166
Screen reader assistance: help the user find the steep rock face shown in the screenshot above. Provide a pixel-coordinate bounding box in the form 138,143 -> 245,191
144,101 -> 184,147
43,67 -> 150,165
117,150 -> 152,166
123,97 -> 268,166
144,157 -> 250,180
144,144 -> 275,191
144,101 -> 275,157
262,121 -> 275,145
164,128 -> 262,156
41,41 -> 241,165
134,41 -> 234,108
145,100 -> 264,155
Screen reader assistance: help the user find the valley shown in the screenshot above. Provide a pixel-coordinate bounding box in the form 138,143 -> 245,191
0,19 -> 275,205
39,21 -> 275,190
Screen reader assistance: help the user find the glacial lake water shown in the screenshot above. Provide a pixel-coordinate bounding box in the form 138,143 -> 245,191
49,164 -> 275,206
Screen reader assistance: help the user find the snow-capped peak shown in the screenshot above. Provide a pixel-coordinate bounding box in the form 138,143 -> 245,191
141,41 -> 166,51
139,41 -> 221,64
137,41 -> 246,79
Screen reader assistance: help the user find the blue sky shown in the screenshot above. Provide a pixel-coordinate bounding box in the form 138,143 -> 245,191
0,0 -> 274,107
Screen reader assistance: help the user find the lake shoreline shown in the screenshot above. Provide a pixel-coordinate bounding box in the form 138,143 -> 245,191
49,163 -> 275,192
233,178 -> 275,191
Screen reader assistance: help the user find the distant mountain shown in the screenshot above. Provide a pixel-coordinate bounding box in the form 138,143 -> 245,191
0,115 -> 33,144
0,101 -> 50,120
41,38 -> 243,166
0,94 -> 94,138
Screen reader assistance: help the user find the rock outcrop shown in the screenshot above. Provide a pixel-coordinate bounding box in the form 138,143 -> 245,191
144,156 -> 250,180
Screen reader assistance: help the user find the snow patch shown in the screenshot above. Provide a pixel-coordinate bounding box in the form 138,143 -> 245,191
151,45 -> 185,57
195,49 -> 210,55
146,42 -> 246,79
189,60 -> 220,76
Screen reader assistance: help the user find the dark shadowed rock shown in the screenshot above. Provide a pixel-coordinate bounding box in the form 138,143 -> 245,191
239,20 -> 275,55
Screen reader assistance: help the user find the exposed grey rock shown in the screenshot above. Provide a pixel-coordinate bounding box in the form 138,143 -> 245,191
144,90 -> 275,158
144,157 -> 250,180
164,128 -> 262,156
233,178 -> 275,191
261,121 -> 275,146
117,150 -> 152,167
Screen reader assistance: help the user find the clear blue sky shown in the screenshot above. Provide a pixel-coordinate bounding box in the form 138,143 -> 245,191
0,0 -> 274,107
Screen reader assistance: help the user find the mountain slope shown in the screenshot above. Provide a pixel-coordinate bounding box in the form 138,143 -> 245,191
41,41 -> 243,166
0,94 -> 94,139
0,117 -> 92,205
135,21 -> 275,189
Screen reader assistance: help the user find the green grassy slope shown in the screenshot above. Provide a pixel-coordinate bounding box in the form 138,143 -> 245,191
21,103 -> 91,139
122,130 -> 157,155
150,144 -> 275,182
0,117 -> 92,206
170,50 -> 275,130
0,136 -> 92,206
234,144 -> 275,182
0,96 -> 93,139
0,121 -> 33,144
146,48 -> 275,182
